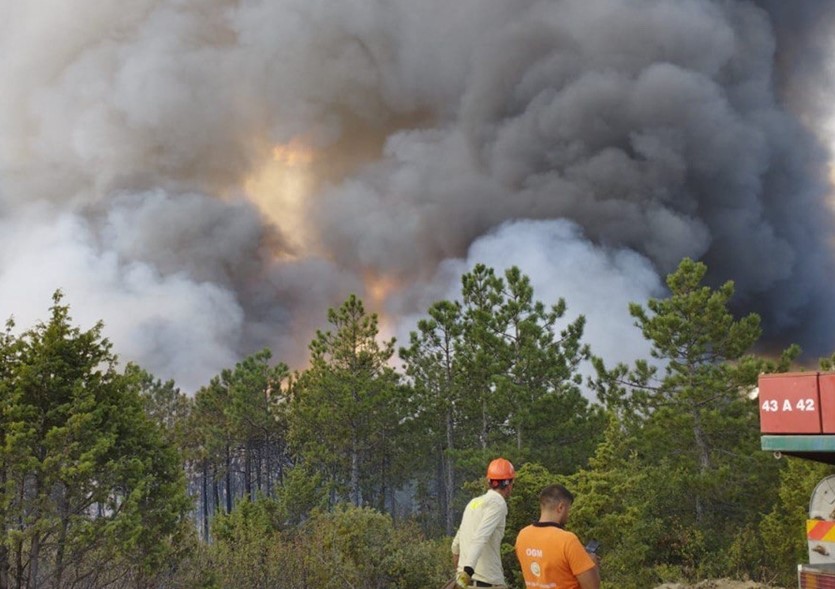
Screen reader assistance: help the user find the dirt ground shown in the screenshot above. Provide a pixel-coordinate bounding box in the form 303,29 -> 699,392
654,581 -> 783,589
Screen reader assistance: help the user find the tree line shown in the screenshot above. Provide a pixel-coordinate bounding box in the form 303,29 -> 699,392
0,258 -> 826,588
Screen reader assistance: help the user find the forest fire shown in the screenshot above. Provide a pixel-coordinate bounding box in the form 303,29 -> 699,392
6,2 -> 835,587
2,0 -> 835,399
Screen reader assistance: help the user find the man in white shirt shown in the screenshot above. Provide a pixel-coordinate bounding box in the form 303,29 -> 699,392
451,458 -> 516,588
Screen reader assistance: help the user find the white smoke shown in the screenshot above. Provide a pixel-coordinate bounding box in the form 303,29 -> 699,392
0,203 -> 244,392
1,0 -> 834,392
393,219 -> 663,378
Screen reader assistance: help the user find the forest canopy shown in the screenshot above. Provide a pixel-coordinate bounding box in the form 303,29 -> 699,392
0,259 -> 822,589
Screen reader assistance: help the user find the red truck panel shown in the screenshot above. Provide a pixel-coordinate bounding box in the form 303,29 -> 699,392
759,372 -> 821,434
819,374 -> 835,434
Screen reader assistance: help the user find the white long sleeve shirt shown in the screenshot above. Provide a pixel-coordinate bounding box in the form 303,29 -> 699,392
451,489 -> 508,586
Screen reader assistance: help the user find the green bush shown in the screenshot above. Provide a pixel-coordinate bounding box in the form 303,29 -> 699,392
300,505 -> 450,589
172,500 -> 450,589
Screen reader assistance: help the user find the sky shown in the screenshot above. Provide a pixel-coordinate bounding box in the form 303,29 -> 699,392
2,0 -> 835,393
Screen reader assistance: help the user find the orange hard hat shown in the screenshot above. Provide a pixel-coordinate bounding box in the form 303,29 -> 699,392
486,458 -> 516,481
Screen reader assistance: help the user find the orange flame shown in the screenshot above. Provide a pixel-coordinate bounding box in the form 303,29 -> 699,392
272,139 -> 315,167
364,273 -> 400,307
362,272 -> 401,351
244,138 -> 318,255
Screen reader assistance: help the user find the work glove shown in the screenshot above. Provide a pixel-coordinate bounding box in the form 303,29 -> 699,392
455,566 -> 474,588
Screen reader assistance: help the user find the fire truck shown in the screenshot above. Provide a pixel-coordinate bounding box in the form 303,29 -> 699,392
759,372 -> 835,587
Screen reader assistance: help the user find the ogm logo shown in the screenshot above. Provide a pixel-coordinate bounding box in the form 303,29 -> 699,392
530,562 -> 541,577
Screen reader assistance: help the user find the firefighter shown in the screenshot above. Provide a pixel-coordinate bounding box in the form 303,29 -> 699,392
451,458 -> 516,588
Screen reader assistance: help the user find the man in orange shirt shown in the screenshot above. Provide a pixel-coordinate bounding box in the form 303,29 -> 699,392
515,484 -> 600,589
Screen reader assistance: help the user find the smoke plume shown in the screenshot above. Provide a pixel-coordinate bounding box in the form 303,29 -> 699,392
2,0 -> 834,391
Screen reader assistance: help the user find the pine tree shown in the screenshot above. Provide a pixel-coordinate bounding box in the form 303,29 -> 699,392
400,300 -> 465,534
290,295 -> 404,511
591,258 -> 788,580
401,264 -> 602,533
0,291 -> 190,588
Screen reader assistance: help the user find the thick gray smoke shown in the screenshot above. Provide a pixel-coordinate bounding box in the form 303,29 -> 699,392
1,0 -> 834,391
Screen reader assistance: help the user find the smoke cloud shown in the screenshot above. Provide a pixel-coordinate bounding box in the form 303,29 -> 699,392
2,0 -> 834,392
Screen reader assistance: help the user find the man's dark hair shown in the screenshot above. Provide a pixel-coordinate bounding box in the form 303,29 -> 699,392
539,484 -> 574,508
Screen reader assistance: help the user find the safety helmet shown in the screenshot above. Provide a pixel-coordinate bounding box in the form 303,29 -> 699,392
486,458 -> 516,481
